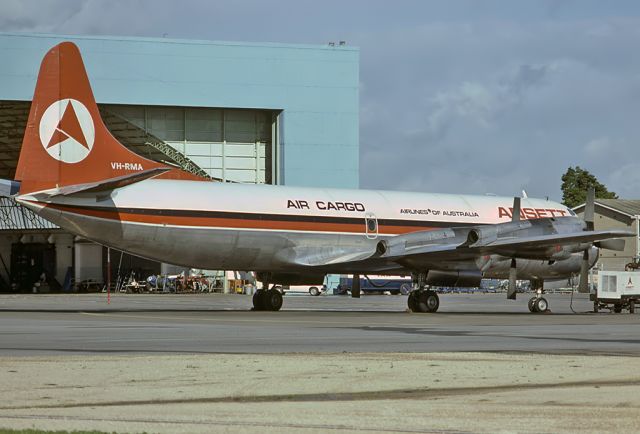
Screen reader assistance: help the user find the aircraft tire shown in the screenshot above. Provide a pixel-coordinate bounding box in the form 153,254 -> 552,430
265,288 -> 283,311
424,291 -> 440,313
252,289 -> 266,311
614,304 -> 623,314
407,291 -> 419,312
534,297 -> 548,313
309,286 -> 320,297
416,290 -> 439,313
630,301 -> 635,314
527,297 -> 537,313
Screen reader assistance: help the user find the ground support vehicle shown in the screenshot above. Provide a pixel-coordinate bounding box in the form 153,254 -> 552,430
592,271 -> 640,313
337,276 -> 412,295
280,284 -> 327,296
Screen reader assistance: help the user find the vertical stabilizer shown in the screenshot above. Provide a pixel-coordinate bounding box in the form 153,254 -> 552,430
15,42 -> 198,195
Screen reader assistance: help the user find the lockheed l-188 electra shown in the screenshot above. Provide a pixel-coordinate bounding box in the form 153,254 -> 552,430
4,42 -> 634,313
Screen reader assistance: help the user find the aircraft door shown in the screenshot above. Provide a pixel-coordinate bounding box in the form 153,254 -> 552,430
365,212 -> 378,239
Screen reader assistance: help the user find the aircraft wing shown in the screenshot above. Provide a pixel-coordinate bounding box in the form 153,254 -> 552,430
380,229 -> 635,262
472,230 -> 632,251
283,219 -> 635,270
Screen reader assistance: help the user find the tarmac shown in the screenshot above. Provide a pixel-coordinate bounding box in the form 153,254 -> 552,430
1,292 -> 639,433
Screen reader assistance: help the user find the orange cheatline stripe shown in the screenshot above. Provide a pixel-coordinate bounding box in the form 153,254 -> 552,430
45,203 -> 439,235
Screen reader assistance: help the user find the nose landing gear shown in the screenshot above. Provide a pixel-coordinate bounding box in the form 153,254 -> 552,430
527,279 -> 548,313
527,296 -> 548,313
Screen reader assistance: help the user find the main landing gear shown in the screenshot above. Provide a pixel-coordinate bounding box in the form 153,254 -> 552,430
252,285 -> 283,311
527,279 -> 549,313
407,272 -> 440,313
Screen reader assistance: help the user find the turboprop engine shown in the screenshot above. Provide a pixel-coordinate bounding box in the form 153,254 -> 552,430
477,246 -> 599,280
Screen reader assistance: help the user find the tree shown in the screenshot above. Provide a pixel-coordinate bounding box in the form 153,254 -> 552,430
561,166 -> 618,208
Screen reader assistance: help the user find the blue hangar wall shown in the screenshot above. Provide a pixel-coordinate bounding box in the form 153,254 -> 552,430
0,33 -> 359,188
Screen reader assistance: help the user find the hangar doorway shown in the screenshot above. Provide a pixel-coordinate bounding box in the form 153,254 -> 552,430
10,242 -> 57,292
103,105 -> 279,185
101,248 -> 161,290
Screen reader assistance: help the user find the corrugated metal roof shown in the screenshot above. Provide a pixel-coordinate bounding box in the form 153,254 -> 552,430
575,199 -> 640,217
596,199 -> 640,217
0,197 -> 58,230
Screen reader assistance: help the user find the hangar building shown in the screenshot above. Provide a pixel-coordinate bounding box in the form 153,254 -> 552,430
574,199 -> 640,272
0,33 -> 359,292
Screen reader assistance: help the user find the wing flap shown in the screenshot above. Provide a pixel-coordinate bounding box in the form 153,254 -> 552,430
275,246 -> 375,267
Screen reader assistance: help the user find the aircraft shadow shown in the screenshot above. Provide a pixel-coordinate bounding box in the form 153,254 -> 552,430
0,307 -> 596,315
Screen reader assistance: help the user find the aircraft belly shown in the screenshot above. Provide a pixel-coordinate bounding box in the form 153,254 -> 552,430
33,204 -> 359,271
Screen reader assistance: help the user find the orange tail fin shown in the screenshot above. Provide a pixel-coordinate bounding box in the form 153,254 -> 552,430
15,42 -> 198,195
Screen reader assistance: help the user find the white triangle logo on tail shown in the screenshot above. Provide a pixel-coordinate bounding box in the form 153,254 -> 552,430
39,99 -> 95,163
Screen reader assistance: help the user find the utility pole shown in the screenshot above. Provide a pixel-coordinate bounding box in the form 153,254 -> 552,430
635,214 -> 640,261
107,247 -> 111,304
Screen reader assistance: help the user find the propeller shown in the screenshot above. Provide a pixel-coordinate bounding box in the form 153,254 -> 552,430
506,197 -> 521,299
511,197 -> 521,222
507,258 -> 517,300
584,188 -> 595,231
578,188 -> 595,293
351,273 -> 361,298
578,249 -> 590,293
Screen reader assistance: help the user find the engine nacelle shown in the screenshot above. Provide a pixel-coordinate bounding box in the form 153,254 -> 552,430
426,270 -> 482,287
377,228 -> 457,257
466,226 -> 498,246
480,247 -> 599,280
467,220 -> 533,247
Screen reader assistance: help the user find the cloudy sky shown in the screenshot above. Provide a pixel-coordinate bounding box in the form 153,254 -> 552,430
2,0 -> 639,201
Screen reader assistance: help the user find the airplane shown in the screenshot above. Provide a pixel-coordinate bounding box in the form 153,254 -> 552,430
6,42 -> 635,313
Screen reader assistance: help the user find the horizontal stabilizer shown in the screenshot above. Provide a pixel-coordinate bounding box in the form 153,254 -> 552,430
42,167 -> 170,197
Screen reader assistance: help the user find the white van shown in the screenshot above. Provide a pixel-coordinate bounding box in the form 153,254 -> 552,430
280,284 -> 326,296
